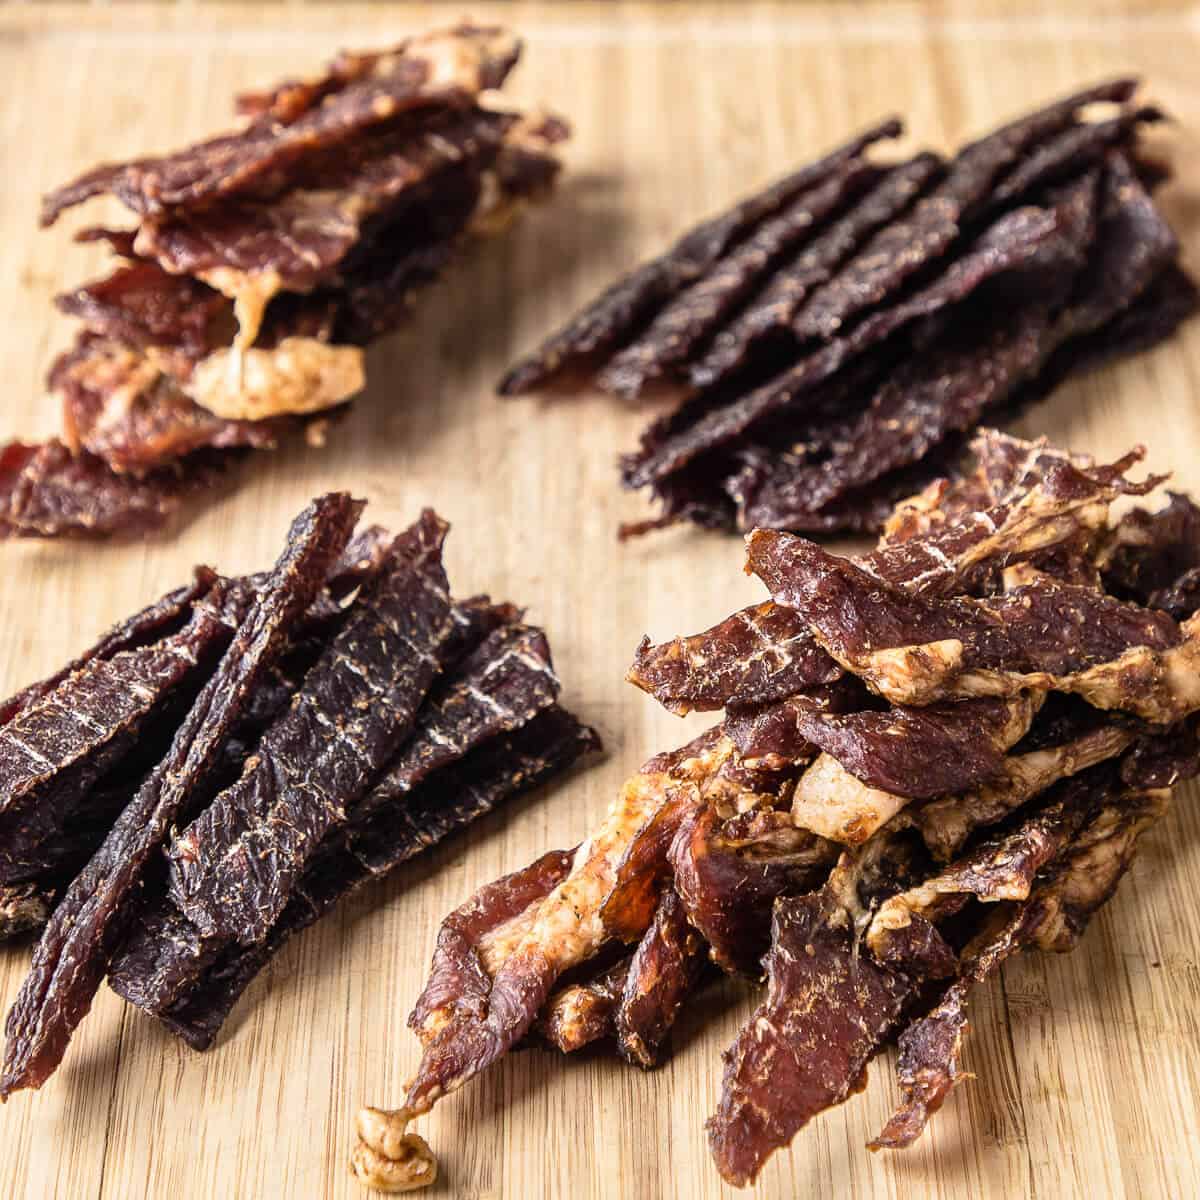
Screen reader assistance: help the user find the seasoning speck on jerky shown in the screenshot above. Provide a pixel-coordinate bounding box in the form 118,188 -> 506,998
2,23 -> 571,541
359,431 -> 1200,1192
500,80 -> 1194,539
0,496 -> 598,1091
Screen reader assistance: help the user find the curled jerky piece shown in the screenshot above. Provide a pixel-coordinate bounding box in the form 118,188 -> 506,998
537,957 -> 631,1054
0,493 -> 358,1096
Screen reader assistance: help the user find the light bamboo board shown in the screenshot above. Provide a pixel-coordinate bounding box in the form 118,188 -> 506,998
1,4 -> 1199,1198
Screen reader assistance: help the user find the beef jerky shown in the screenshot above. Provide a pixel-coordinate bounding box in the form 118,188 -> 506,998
596,161 -> 880,399
690,153 -> 944,389
40,25 -> 522,223
537,957 -> 630,1054
614,888 -> 706,1068
669,806 -> 837,977
706,886 -> 914,1186
721,681 -> 867,767
497,118 -> 903,394
0,884 -> 53,941
0,492 -> 358,1096
0,439 -> 226,540
165,510 -> 453,946
791,78 -> 1136,341
1101,492 -> 1200,603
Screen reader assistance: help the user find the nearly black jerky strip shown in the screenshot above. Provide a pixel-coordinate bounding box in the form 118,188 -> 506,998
152,710 -> 599,1050
689,153 -> 944,390
497,118 -> 903,395
595,161 -> 880,399
165,510 -> 454,946
0,492 -> 359,1096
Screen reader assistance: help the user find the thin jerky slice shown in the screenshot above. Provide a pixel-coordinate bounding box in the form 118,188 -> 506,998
0,492 -> 359,1096
497,118 -> 903,394
614,888 -> 706,1068
537,958 -> 631,1054
166,510 -> 453,946
40,25 -> 522,223
690,153 -> 944,389
596,161 -> 879,399
669,806 -> 837,977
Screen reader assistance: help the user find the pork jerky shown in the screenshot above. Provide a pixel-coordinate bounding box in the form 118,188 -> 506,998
0,493 -> 358,1096
165,510 -> 453,945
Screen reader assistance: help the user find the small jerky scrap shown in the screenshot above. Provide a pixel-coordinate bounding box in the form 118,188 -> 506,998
0,496 -> 598,1091
365,432 -> 1200,1192
501,79 -> 1194,537
4,24 -> 570,541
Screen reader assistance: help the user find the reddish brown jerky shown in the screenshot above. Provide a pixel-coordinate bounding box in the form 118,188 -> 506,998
0,493 -> 359,1097
538,958 -> 631,1054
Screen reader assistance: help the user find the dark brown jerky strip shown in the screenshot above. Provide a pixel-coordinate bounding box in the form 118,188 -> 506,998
670,806 -> 837,978
119,709 -> 598,1047
595,161 -> 880,399
614,888 -> 706,1068
0,493 -> 358,1096
1103,492 -> 1200,604
690,153 -> 944,389
537,957 -> 631,1054
0,568 -> 216,727
706,888 -> 914,1186
0,884 -> 53,941
40,25 -> 522,223
0,439 -> 229,540
721,686 -> 862,768
0,601 -> 239,886
165,511 -> 453,946
791,78 -> 1136,340
497,118 -> 903,394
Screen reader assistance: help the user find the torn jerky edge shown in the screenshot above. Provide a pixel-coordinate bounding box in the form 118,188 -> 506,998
500,78 -> 1197,540
351,430 -> 1200,1192
0,493 -> 599,1097
0,23 -> 570,541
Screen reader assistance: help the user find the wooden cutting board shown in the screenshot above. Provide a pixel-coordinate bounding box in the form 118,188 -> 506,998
1,3 -> 1198,1197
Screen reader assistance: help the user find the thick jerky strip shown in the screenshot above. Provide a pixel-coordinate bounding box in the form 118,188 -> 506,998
0,884 -> 53,941
0,568 -> 215,727
40,25 -> 522,223
537,957 -> 631,1054
142,709 -> 599,1048
0,493 -> 358,1097
791,78 -> 1136,341
706,887 -> 914,1186
166,510 -> 453,946
497,118 -> 903,395
596,162 -> 879,399
614,888 -> 706,1068
669,806 -> 837,977
0,602 -> 238,885
0,439 -> 226,540
690,153 -> 944,390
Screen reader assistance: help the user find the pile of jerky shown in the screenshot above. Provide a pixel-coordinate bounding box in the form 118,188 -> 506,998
0,24 -> 567,540
0,494 -> 598,1096
350,431 -> 1200,1193
502,79 -> 1197,539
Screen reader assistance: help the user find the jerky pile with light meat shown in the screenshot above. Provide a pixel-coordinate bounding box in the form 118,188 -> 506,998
0,23 -> 568,540
502,78 -> 1197,539
350,431 -> 1200,1192
0,494 -> 599,1096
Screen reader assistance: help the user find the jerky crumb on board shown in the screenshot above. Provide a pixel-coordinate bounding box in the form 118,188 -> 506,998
358,430 -> 1200,1191
0,494 -> 599,1096
1,23 -> 571,542
500,79 -> 1196,541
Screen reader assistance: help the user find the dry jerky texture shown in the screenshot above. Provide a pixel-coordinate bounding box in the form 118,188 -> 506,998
2,24 -> 569,542
501,79 -> 1194,539
0,497 -> 598,1091
363,432 -> 1200,1193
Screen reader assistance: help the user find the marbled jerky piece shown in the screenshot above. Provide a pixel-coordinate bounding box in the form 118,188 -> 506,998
537,957 -> 631,1054
706,885 -> 914,1186
690,153 -> 944,389
40,25 -> 522,223
614,888 -> 706,1068
0,493 -> 359,1096
497,118 -> 903,395
670,806 -> 837,978
166,510 -> 453,946
791,78 -> 1136,341
596,161 -> 880,399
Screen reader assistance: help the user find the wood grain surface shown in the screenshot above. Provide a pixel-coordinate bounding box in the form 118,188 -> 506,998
1,4 -> 1199,1198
